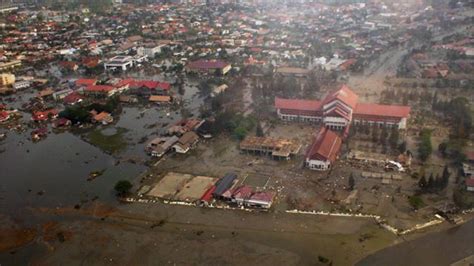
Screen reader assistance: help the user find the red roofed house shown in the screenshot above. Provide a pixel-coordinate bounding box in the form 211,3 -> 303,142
59,61 -> 78,72
63,92 -> 84,105
275,98 -> 322,123
466,151 -> 474,163
32,109 -> 59,122
186,59 -> 232,75
231,185 -> 254,206
0,111 -> 10,123
92,111 -> 113,125
84,85 -> 117,97
466,178 -> 474,192
75,78 -> 97,87
275,84 -> 411,130
321,85 -> 358,130
228,185 -> 276,208
247,191 -> 276,208
353,103 -> 411,129
126,79 -> 171,96
305,127 -> 342,171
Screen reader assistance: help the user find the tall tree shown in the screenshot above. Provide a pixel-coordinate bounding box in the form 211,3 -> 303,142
427,173 -> 435,190
418,174 -> 427,190
348,173 -> 355,191
418,129 -> 432,162
442,165 -> 450,189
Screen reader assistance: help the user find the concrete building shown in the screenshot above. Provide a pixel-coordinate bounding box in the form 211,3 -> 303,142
13,80 -> 30,90
0,60 -> 21,72
104,56 -> 134,71
275,85 -> 411,130
186,59 -> 232,75
0,73 -> 15,86
137,44 -> 166,58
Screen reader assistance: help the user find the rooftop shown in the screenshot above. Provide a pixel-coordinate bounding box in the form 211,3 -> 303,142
306,127 -> 342,163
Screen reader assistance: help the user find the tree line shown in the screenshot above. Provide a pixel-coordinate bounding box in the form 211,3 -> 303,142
418,165 -> 450,193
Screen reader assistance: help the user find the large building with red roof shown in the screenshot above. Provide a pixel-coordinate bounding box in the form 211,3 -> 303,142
275,84 -> 411,130
305,127 -> 343,171
186,59 -> 232,75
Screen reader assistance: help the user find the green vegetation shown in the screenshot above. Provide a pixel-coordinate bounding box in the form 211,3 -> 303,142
114,180 -> 133,196
89,96 -> 120,114
213,111 -> 256,140
408,195 -> 425,210
438,138 -> 467,165
86,128 -> 128,154
418,129 -> 432,162
433,97 -> 472,139
60,97 -> 120,124
418,166 -> 450,193
59,106 -> 91,124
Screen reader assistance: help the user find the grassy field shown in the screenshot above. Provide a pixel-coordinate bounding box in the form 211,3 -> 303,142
86,127 -> 128,154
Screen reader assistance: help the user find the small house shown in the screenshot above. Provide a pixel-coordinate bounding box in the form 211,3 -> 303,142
149,95 -> 172,104
173,131 -> 199,154
92,111 -> 113,125
146,136 -> 179,157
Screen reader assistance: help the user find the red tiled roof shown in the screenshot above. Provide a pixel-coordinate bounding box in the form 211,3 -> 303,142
466,178 -> 474,187
339,59 -> 356,71
85,85 -> 115,93
187,59 -> 230,70
323,84 -> 359,109
63,92 -> 84,104
249,191 -> 275,202
32,109 -> 58,121
325,105 -> 351,121
200,185 -> 216,202
81,57 -> 100,68
275,97 -> 321,111
0,111 -> 9,121
306,127 -> 342,163
75,79 -> 97,86
232,185 -> 254,199
354,103 -> 411,118
465,151 -> 474,161
59,61 -> 78,69
120,79 -> 171,90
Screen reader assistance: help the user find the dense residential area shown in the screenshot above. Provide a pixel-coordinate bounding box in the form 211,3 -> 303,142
0,0 -> 474,265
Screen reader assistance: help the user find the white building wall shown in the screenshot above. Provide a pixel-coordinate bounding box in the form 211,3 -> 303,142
306,158 -> 331,171
277,109 -> 322,123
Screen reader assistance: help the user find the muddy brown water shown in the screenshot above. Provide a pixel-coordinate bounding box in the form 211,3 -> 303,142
0,79 -> 204,218
357,218 -> 474,266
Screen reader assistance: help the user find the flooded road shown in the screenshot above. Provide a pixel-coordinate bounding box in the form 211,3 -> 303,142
357,219 -> 474,266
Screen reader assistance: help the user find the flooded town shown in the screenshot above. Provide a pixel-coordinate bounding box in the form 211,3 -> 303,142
0,0 -> 473,265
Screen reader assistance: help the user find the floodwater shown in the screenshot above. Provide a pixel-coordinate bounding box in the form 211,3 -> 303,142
357,218 -> 474,266
0,129 -> 145,215
0,78 -> 204,217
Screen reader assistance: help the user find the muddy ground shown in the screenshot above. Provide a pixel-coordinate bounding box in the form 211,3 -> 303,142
141,121 -> 446,230
0,201 -> 396,266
